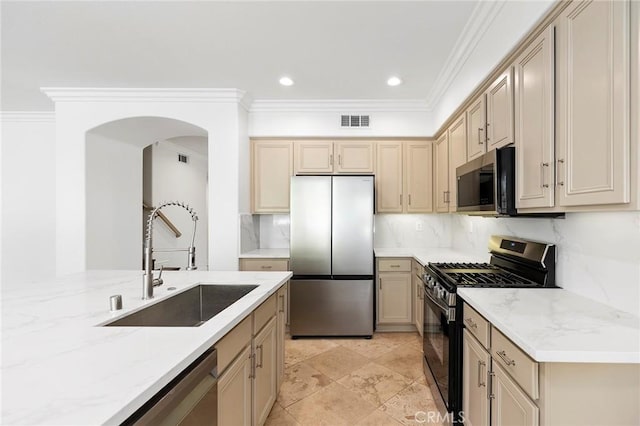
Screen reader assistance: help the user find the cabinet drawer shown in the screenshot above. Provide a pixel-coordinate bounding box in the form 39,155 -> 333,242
215,315 -> 252,374
491,327 -> 539,400
239,258 -> 289,272
378,258 -> 411,272
254,293 -> 277,334
463,303 -> 490,349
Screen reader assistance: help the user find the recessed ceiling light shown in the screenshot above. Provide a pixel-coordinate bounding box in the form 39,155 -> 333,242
387,76 -> 403,87
279,76 -> 294,86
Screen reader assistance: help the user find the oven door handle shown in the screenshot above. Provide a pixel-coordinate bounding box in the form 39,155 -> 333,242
423,287 -> 455,323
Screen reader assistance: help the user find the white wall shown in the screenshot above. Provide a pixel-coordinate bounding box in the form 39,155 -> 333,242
431,0 -> 555,129
249,101 -> 432,137
149,138 -> 208,270
46,88 -> 248,274
451,212 -> 640,316
0,114 -> 56,286
86,132 -> 142,270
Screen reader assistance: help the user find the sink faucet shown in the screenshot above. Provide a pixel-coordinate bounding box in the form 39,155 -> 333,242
143,201 -> 199,300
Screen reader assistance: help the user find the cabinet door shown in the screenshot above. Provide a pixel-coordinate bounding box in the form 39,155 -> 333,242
413,272 -> 423,336
405,142 -> 434,213
252,141 -> 293,213
218,345 -> 252,426
462,330 -> 490,426
487,68 -> 514,151
376,142 -> 404,213
434,133 -> 450,212
556,0 -> 630,206
294,141 -> 334,174
276,282 -> 288,392
254,316 -> 277,426
335,141 -> 374,173
491,362 -> 539,426
515,26 -> 555,209
448,113 -> 467,212
466,96 -> 487,161
378,272 -> 412,324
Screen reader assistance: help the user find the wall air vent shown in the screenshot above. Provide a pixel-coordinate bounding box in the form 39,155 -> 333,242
340,115 -> 370,128
178,154 -> 189,164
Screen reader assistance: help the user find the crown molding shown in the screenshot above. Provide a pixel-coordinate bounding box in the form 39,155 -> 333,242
40,88 -> 248,104
0,111 -> 55,123
424,0 -> 507,109
250,99 -> 431,113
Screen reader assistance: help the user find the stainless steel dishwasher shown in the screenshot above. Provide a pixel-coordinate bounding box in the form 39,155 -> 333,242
124,348 -> 218,426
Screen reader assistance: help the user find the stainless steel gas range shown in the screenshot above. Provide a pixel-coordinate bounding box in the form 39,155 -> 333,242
421,235 -> 556,425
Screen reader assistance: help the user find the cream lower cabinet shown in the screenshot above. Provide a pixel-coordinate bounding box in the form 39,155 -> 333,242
462,330 -> 490,426
462,302 -> 640,426
412,260 -> 424,337
217,293 -> 282,426
377,258 -> 413,328
275,282 -> 288,390
251,140 -> 293,214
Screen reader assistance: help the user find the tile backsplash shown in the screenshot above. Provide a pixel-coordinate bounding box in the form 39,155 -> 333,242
240,211 -> 640,316
451,212 -> 640,316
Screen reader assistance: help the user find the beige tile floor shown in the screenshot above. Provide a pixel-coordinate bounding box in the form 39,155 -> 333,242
265,332 -> 444,426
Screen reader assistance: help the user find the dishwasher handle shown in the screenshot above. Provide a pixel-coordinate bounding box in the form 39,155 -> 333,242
130,348 -> 218,425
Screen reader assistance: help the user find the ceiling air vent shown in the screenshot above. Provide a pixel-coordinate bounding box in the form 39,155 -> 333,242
178,154 -> 189,164
340,115 -> 370,128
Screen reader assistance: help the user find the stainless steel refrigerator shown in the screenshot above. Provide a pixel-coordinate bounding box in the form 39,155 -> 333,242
289,175 -> 374,337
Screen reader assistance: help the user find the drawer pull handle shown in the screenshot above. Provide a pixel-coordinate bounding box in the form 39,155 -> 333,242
249,353 -> 256,379
496,350 -> 516,366
279,294 -> 285,312
478,360 -> 486,387
464,317 -> 478,329
261,265 -> 273,269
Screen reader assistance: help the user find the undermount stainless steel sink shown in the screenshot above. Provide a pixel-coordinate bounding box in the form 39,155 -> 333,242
104,284 -> 258,327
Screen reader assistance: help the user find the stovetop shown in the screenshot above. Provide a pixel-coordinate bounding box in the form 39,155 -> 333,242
427,262 -> 539,290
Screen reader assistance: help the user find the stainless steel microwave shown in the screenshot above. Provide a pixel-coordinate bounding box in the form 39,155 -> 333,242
456,146 -> 516,216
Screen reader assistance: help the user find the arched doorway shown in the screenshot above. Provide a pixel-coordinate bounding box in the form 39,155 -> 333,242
85,117 -> 208,271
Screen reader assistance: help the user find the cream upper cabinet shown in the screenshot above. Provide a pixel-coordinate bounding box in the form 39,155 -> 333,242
515,26 -> 556,209
555,0 -> 631,206
334,141 -> 375,173
466,96 -> 487,161
486,68 -> 515,151
376,141 -> 434,214
463,330 -> 491,426
294,140 -> 374,174
405,141 -> 434,213
448,113 -> 467,212
251,140 -> 293,214
376,142 -> 404,213
294,140 -> 334,174
435,132 -> 450,212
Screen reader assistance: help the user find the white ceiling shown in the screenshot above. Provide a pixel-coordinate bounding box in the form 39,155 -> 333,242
1,0 -> 483,111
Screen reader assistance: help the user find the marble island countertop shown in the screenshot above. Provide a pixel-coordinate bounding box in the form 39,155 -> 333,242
459,288 -> 640,364
2,269 -> 292,425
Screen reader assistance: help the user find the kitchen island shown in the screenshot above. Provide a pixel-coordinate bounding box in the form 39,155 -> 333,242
1,270 -> 291,425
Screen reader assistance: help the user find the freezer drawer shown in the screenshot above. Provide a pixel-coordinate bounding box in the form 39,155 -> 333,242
290,279 -> 373,337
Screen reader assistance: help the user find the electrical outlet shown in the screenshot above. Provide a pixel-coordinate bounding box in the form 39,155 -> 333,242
416,221 -> 423,231
467,219 -> 474,233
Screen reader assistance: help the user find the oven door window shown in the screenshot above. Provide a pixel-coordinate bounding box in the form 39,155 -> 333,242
423,292 -> 450,408
457,165 -> 495,208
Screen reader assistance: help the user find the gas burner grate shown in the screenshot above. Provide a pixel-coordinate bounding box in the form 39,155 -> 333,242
431,262 -> 498,270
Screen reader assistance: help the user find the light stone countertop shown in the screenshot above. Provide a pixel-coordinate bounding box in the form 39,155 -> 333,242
2,269 -> 292,425
458,288 -> 640,364
374,247 -> 489,266
238,248 -> 290,258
